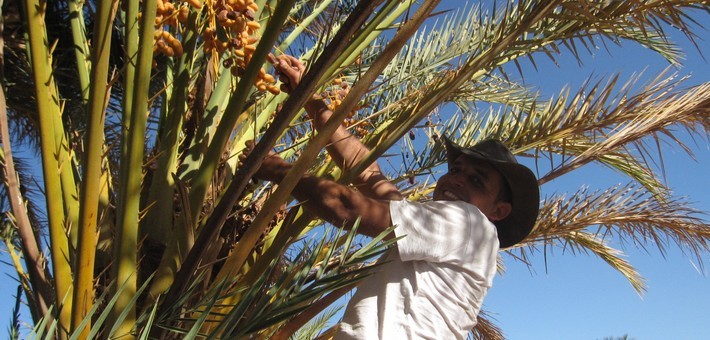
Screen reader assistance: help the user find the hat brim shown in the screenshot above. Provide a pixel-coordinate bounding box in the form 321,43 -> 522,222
444,138 -> 539,248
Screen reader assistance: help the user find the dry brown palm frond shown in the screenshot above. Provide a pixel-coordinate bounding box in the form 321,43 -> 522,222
533,184 -> 709,253
513,183 -> 709,292
366,0 -> 703,124
537,77 -> 709,187
480,71 -> 709,196
471,309 -> 505,340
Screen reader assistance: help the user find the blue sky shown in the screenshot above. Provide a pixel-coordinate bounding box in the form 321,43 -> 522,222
1,2 -> 708,339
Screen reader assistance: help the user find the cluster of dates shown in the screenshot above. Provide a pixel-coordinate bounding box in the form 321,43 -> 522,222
151,0 -> 193,58
320,78 -> 370,137
145,0 -> 278,94
206,0 -> 279,94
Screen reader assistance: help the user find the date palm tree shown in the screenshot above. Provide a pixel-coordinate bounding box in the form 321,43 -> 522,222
1,0 -> 708,339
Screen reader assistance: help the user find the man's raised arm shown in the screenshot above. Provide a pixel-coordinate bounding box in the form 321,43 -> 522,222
239,142 -> 393,239
272,54 -> 402,201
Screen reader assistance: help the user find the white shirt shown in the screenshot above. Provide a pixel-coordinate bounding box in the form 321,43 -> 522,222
336,200 -> 499,339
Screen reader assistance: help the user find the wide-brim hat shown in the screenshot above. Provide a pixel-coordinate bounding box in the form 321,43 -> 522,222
444,137 -> 539,248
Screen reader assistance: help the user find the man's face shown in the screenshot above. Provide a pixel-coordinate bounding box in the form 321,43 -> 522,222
433,155 -> 512,222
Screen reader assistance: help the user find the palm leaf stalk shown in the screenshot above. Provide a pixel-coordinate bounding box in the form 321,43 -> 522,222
276,0 -> 333,53
22,0 -> 74,334
142,5 -> 200,249
111,0 -> 157,336
2,236 -> 35,320
319,0 -> 411,77
138,6 -> 203,305
111,0 -> 140,327
72,1 -> 118,336
0,19 -> 53,322
175,65 -> 230,181
67,0 -> 91,102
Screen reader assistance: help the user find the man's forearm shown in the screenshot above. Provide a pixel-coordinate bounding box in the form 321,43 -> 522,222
265,164 -> 392,238
271,54 -> 400,200
304,99 -> 401,200
304,99 -> 363,169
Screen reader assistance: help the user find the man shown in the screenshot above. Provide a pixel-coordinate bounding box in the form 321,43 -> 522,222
246,55 -> 539,339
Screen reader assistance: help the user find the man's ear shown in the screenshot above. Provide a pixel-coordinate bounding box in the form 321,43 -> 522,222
488,201 -> 512,222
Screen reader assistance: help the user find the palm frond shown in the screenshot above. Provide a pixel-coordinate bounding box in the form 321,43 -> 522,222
470,309 -> 505,340
157,224 -> 394,339
534,77 -> 710,190
355,0 -> 705,141
519,183 -> 709,292
414,71 -> 708,200
8,285 -> 22,340
289,305 -> 342,340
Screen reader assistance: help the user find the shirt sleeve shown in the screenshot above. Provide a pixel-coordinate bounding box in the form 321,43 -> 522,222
390,199 -> 499,269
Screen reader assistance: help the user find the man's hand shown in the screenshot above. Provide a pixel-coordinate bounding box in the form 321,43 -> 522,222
269,54 -> 306,94
239,140 -> 292,183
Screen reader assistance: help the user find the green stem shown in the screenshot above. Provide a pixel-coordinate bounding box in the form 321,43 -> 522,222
143,9 -> 199,242
178,65 -> 232,181
71,0 -> 118,337
276,0 -> 333,53
112,0 -> 157,335
323,0 -> 408,77
23,0 -> 73,336
68,0 -> 91,102
63,0 -> 88,251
